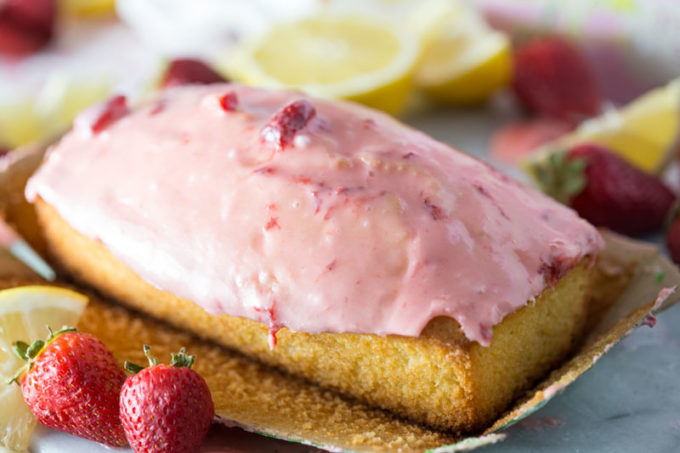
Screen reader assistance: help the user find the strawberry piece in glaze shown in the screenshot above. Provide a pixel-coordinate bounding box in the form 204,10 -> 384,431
218,91 -> 239,112
74,95 -> 129,137
261,100 -> 316,150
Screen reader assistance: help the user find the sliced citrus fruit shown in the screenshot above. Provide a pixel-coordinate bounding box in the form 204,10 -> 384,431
527,77 -> 680,174
0,286 -> 88,452
227,16 -> 420,115
415,3 -> 512,105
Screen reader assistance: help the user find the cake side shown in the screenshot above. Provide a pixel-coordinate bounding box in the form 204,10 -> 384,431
468,262 -> 589,428
35,198 -> 591,432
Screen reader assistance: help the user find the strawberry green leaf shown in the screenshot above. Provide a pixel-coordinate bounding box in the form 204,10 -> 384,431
124,361 -> 146,374
26,340 -> 45,359
532,150 -> 587,204
12,341 -> 29,361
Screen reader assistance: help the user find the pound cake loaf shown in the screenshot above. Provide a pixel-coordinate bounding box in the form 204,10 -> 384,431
26,85 -> 603,432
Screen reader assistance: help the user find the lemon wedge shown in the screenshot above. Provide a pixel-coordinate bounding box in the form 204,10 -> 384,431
415,3 -> 512,105
527,78 -> 680,174
0,286 -> 88,452
228,16 -> 420,115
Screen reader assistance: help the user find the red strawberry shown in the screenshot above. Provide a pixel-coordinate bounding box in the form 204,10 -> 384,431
159,58 -> 227,89
120,346 -> 214,453
11,327 -> 127,447
533,144 -> 676,236
73,94 -> 130,137
0,0 -> 55,56
512,37 -> 601,124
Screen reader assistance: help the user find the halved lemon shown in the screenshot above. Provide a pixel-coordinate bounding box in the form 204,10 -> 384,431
227,16 -> 420,115
415,3 -> 512,105
0,286 -> 88,452
527,77 -> 680,174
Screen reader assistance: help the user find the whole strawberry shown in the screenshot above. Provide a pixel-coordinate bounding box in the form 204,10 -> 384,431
159,58 -> 227,89
512,37 -> 601,124
0,0 -> 55,56
120,346 -> 214,453
533,144 -> 676,236
10,327 -> 127,447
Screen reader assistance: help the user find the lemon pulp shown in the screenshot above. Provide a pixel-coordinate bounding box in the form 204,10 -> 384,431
228,16 -> 419,115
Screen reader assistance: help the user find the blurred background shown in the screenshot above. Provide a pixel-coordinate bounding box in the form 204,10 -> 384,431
0,0 -> 678,152
3,0 -> 680,246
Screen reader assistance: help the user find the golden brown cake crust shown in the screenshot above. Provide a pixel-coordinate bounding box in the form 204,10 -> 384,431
35,197 -> 591,433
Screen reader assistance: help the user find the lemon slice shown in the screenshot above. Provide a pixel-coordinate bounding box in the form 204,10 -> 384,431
415,4 -> 512,105
228,16 -> 420,115
0,286 -> 88,452
527,77 -> 680,174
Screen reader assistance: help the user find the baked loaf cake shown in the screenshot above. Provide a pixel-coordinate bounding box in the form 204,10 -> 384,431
27,85 -> 603,432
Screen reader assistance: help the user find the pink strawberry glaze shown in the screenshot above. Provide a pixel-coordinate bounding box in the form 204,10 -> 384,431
26,84 -> 603,346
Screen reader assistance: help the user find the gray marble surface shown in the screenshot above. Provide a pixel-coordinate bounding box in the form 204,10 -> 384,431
32,104 -> 680,452
483,302 -> 680,453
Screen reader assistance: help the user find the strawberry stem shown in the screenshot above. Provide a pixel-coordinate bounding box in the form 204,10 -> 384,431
170,347 -> 195,369
7,368 -> 24,385
123,345 -> 161,375
48,326 -> 77,341
124,345 -> 196,374
143,345 -> 158,367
